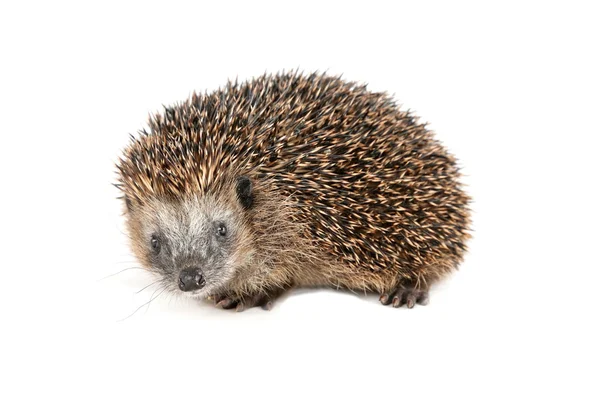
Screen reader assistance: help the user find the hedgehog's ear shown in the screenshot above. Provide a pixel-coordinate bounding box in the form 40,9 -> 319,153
236,176 -> 253,210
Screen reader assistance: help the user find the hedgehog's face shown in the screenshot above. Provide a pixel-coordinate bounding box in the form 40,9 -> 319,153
124,177 -> 254,298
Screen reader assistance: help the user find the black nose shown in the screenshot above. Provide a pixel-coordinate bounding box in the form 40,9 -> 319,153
178,268 -> 205,292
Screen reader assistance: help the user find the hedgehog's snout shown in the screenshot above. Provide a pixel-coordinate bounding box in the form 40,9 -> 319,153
178,267 -> 206,292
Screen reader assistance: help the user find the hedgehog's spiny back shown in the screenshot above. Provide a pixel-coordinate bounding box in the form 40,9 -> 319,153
117,71 -> 470,284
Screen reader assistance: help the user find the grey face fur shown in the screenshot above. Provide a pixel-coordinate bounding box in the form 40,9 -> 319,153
134,195 -> 248,298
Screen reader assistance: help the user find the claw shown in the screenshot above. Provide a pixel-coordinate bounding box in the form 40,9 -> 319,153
380,284 -> 428,309
379,294 -> 391,305
217,298 -> 237,309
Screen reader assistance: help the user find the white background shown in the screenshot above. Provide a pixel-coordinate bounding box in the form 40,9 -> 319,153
1,1 -> 598,398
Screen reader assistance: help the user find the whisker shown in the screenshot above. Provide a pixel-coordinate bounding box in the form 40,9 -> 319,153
136,280 -> 161,294
117,227 -> 133,241
97,267 -> 146,281
118,286 -> 167,322
144,286 -> 168,314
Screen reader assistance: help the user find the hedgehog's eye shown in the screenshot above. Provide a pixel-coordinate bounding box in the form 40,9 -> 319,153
216,223 -> 227,237
150,234 -> 161,253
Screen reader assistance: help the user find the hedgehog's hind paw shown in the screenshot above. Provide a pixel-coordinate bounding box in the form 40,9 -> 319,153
379,284 -> 429,309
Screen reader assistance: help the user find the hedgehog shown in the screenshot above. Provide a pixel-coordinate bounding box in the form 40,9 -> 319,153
115,71 -> 471,311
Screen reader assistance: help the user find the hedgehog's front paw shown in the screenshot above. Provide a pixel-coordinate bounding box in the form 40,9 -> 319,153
379,285 -> 429,309
212,290 -> 283,312
211,294 -> 241,310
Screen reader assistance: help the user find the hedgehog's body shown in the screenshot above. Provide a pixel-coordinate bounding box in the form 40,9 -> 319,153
117,72 -> 471,310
